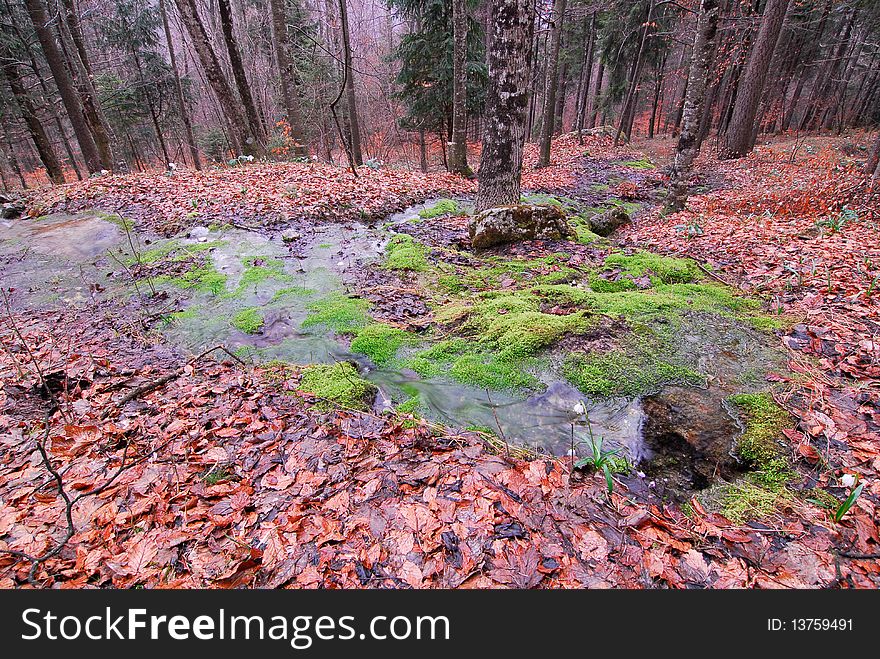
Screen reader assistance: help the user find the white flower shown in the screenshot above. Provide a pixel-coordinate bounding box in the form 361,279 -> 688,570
168,162 -> 177,170
841,474 -> 857,488
636,471 -> 646,479
572,401 -> 586,416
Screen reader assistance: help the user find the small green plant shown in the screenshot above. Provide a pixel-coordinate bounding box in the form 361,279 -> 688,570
572,412 -> 623,495
834,476 -> 864,523
203,465 -> 234,485
675,219 -> 705,238
232,307 -> 264,334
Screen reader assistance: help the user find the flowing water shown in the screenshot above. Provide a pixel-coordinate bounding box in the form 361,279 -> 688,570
0,204 -> 787,488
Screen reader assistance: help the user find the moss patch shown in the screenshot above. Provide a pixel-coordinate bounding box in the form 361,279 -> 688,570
232,307 -> 264,334
619,157 -> 655,169
154,262 -> 228,296
563,350 -> 701,397
271,286 -> 316,303
350,323 -> 417,365
418,199 -> 460,219
603,251 -> 702,285
302,293 -> 370,333
384,234 -> 429,271
729,393 -> 790,469
236,256 -> 293,293
298,362 -> 377,411
405,339 -> 538,390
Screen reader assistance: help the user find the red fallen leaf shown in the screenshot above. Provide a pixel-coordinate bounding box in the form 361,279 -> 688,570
797,443 -> 822,463
721,528 -> 752,543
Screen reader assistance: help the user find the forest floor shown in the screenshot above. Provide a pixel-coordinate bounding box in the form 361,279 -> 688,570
1,131 -> 878,588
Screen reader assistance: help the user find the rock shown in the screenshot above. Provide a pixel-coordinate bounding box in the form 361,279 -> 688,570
583,125 -> 617,138
188,226 -> 210,240
588,206 -> 630,237
641,386 -> 741,490
1,201 -> 25,220
281,230 -> 301,244
468,204 -> 576,248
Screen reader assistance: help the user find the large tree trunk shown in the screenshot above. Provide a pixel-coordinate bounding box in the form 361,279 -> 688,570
448,0 -> 471,175
537,0 -> 566,167
0,53 -> 65,184
667,0 -> 720,211
721,0 -> 791,159
337,0 -> 363,165
24,0 -> 102,173
217,0 -> 266,154
475,0 -> 535,211
269,0 -> 308,157
173,0 -> 258,157
866,132 -> 880,179
159,0 -> 202,170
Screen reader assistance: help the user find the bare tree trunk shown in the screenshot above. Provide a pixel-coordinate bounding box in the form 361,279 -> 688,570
159,0 -> 201,170
0,54 -> 65,184
866,132 -> 880,178
575,11 -> 596,136
269,0 -> 308,157
0,112 -> 26,188
476,0 -> 535,211
448,0 -> 471,175
721,0 -> 791,159
589,62 -> 604,128
537,0 -> 567,167
668,0 -> 720,211
418,127 -> 428,173
338,0 -> 363,165
173,0 -> 257,157
217,0 -> 266,154
24,0 -> 102,173
615,1 -> 654,146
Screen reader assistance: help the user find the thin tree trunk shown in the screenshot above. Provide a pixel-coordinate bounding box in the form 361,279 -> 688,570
575,12 -> 595,136
615,1 -> 654,146
338,0 -> 363,165
217,0 -> 266,153
668,0 -> 720,211
24,0 -> 102,173
0,54 -> 65,184
537,0 -> 567,167
159,0 -> 201,170
448,0 -> 471,175
476,0 -> 534,211
269,0 -> 307,157
865,132 -> 880,178
721,0 -> 791,158
173,0 -> 257,157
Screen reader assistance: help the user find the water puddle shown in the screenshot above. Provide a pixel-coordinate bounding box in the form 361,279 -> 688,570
2,201 -> 788,494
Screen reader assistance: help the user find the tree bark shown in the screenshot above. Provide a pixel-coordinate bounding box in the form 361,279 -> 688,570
721,0 -> 791,159
0,53 -> 65,184
269,0 -> 308,157
667,0 -> 719,211
475,0 -> 534,211
173,0 -> 258,157
159,0 -> 202,170
866,132 -> 880,178
575,12 -> 595,136
537,0 -> 566,167
448,0 -> 471,175
217,0 -> 266,154
24,0 -> 102,173
338,0 -> 363,165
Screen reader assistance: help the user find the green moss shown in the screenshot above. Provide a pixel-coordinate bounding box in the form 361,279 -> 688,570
719,482 -> 788,524
270,286 -> 316,303
563,350 -> 701,397
804,488 -> 840,510
236,256 -> 293,293
160,307 -> 198,326
456,253 -> 578,289
350,323 -> 417,365
137,240 -> 181,265
404,339 -> 538,391
232,307 -> 264,334
729,393 -> 790,469
155,263 -> 228,296
437,274 -> 467,293
99,212 -> 134,231
418,199 -> 460,219
302,293 -> 370,333
384,234 -> 429,271
398,396 -> 423,415
130,239 -> 226,266
298,362 -> 377,411
620,157 -> 655,169
590,183 -> 610,193
603,250 -> 702,284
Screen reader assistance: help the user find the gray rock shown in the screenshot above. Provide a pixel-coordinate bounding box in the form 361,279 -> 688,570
1,201 -> 25,220
588,206 -> 631,237
469,204 -> 576,249
281,230 -> 301,244
188,226 -> 210,240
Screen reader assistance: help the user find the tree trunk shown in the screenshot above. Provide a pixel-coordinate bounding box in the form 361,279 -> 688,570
338,0 -> 363,165
537,0 -> 567,167
0,112 -> 27,188
721,0 -> 791,159
553,61 -> 568,135
24,0 -> 102,173
667,0 -> 720,211
865,132 -> 880,178
173,0 -> 258,157
448,0 -> 471,175
159,0 -> 202,170
575,12 -> 595,136
0,55 -> 65,184
590,62 -> 604,128
615,1 -> 654,146
269,0 -> 308,157
217,0 -> 266,153
476,0 -> 534,211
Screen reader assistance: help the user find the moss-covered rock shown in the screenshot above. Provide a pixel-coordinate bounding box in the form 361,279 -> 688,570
384,234 -> 429,271
350,323 -> 417,365
469,204 -> 576,248
298,362 -> 377,410
302,293 -> 370,333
